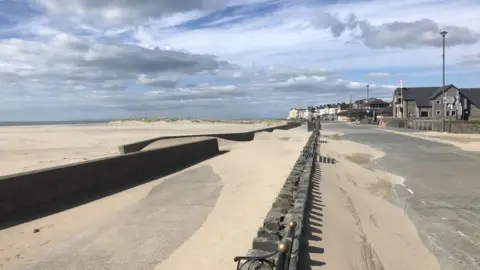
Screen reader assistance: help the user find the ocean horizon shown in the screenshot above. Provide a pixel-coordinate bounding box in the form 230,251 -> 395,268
0,120 -> 112,127
0,117 -> 286,127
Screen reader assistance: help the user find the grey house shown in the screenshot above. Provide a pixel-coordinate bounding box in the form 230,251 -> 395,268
392,87 -> 439,118
393,85 -> 480,120
429,85 -> 480,120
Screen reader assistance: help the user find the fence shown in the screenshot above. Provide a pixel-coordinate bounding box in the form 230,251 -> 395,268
233,120 -> 321,270
384,118 -> 480,133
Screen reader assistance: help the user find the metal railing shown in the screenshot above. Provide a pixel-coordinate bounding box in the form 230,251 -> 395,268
234,221 -> 297,270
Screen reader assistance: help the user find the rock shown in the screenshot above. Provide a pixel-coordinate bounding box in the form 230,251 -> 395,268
257,227 -> 280,241
272,197 -> 291,210
264,219 -> 282,231
252,237 -> 278,252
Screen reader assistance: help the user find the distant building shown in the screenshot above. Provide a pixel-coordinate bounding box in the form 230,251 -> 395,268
337,109 -> 368,121
365,99 -> 390,110
392,85 -> 480,120
287,108 -> 299,120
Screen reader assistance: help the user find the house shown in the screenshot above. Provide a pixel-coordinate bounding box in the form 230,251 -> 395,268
327,105 -> 341,115
317,106 -> 328,116
337,109 -> 368,121
376,105 -> 394,118
297,109 -> 311,120
353,99 -> 367,109
428,85 -> 480,120
393,85 -> 480,120
287,108 -> 299,120
392,87 -> 440,118
365,99 -> 390,110
457,88 -> 480,120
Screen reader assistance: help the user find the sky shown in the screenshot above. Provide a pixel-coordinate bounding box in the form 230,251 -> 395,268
1,0 -> 480,121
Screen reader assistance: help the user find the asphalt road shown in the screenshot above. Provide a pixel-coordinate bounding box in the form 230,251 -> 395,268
322,122 -> 480,270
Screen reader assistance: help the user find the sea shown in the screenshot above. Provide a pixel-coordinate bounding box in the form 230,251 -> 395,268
0,118 -> 286,127
0,120 -> 112,127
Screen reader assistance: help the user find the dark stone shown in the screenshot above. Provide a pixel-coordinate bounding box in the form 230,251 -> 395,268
294,200 -> 306,209
264,219 -> 282,231
246,248 -> 271,257
252,237 -> 278,252
273,197 -> 291,210
257,227 -> 281,241
278,190 -> 293,200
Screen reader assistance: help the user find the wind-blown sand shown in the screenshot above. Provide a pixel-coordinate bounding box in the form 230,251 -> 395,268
381,129 -> 480,152
0,125 -> 308,270
305,131 -> 440,269
0,121 -> 278,176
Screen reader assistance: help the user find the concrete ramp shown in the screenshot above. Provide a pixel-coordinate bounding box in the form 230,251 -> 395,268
18,166 -> 223,270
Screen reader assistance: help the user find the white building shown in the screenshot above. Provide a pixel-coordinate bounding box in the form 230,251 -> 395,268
287,108 -> 299,120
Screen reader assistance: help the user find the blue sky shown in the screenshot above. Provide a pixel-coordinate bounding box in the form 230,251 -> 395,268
1,0 -> 480,121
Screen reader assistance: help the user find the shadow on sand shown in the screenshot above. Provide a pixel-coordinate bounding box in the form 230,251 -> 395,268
298,161 -> 327,269
0,150 -> 229,230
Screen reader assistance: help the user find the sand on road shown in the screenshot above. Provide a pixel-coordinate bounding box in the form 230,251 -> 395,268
301,131 -> 441,270
381,128 -> 480,152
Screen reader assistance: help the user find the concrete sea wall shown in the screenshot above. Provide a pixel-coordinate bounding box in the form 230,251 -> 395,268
0,138 -> 220,227
118,122 -> 301,154
239,122 -> 320,269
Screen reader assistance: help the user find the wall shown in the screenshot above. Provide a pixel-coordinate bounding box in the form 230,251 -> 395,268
419,107 -> 431,117
0,138 -> 220,226
469,103 -> 480,120
449,121 -> 480,133
118,122 -> 301,154
384,118 -> 480,133
406,101 -> 417,117
237,121 -> 320,270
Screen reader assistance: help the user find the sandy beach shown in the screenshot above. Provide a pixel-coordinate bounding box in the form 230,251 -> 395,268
304,131 -> 441,269
0,120 -> 280,176
0,123 -> 308,270
0,121 -> 445,270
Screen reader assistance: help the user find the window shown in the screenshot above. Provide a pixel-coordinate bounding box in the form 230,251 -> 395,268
420,111 -> 429,117
436,110 -> 441,115
446,111 -> 450,116
451,111 -> 456,116
436,100 -> 441,104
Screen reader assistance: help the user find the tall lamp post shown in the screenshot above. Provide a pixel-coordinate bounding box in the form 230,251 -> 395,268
440,30 -> 448,132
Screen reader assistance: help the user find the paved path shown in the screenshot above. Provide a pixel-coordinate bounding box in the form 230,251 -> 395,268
322,122 -> 480,270
17,166 -> 223,270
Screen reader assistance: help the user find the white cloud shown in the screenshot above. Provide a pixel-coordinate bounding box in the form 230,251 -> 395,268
366,72 -> 391,78
0,0 -> 479,120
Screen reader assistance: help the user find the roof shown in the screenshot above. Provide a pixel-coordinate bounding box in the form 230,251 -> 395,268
395,86 -> 440,107
459,88 -> 480,107
428,84 -> 456,100
367,99 -> 389,105
354,99 -> 366,104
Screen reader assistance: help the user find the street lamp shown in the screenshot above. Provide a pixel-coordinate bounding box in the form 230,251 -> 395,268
440,30 -> 448,132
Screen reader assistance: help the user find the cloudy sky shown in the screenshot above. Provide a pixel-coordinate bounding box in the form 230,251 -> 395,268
1,0 -> 479,121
